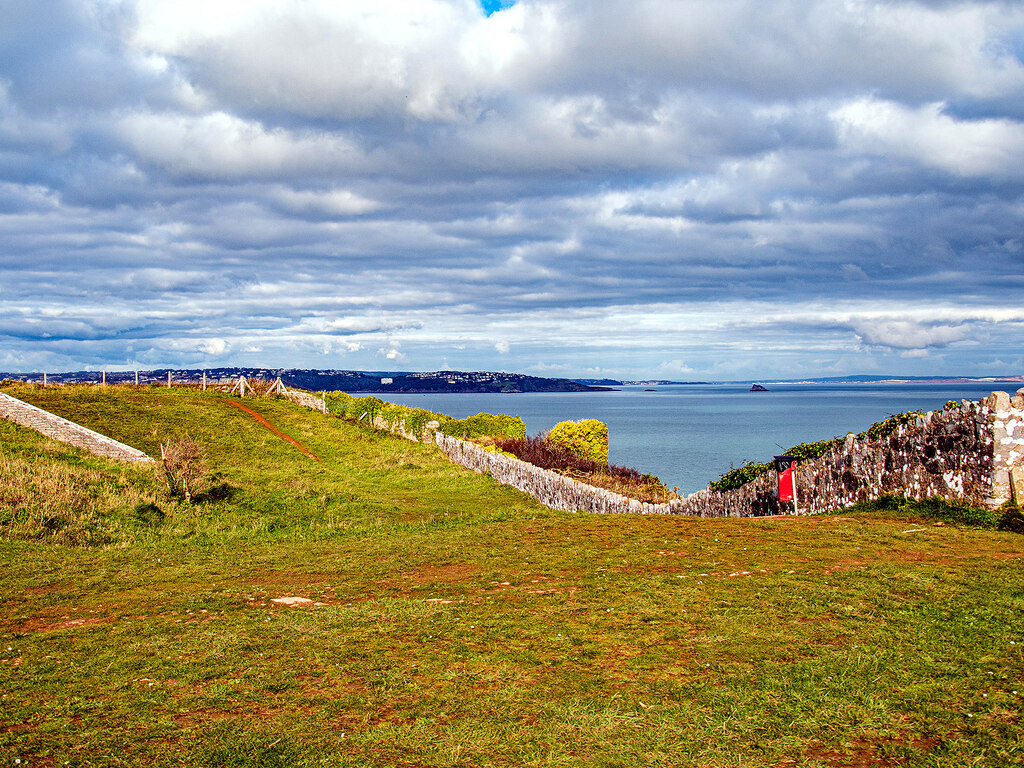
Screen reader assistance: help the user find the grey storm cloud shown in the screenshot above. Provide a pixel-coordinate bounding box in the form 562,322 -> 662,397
1,0 -> 1023,378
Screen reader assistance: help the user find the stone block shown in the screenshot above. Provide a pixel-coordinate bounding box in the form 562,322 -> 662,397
989,391 -> 1011,411
1011,468 -> 1024,507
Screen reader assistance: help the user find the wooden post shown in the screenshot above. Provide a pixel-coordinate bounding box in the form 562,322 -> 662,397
102,370 -> 106,386
793,468 -> 799,516
167,371 -> 171,389
202,371 -> 207,392
135,370 -> 139,386
43,372 -> 47,386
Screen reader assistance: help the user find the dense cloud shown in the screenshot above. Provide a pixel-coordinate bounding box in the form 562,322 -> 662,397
1,0 -> 1023,378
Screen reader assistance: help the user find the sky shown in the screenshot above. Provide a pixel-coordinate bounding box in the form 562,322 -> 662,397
1,0 -> 1023,380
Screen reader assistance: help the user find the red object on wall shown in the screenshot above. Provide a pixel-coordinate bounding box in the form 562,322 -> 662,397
774,455 -> 797,503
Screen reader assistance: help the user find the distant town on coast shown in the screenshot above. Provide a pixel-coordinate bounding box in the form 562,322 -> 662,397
3,367 -> 1022,394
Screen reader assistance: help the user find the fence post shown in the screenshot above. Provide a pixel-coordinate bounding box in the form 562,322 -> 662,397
43,372 -> 47,386
167,371 -> 171,389
202,371 -> 207,392
102,370 -> 106,386
135,370 -> 139,386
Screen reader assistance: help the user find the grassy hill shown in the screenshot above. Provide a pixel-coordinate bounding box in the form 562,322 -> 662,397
1,383 -> 1023,767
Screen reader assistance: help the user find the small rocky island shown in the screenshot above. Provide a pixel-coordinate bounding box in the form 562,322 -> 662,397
750,383 -> 768,391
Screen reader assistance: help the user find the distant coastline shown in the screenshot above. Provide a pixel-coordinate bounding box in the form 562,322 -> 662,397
0,367 -> 611,394
2,367 -> 1021,393
581,375 -> 1024,386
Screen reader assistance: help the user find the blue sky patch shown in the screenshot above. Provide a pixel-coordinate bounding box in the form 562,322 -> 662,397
480,0 -> 516,17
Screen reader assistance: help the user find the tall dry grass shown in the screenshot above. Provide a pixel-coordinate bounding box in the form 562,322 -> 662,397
0,445 -> 158,546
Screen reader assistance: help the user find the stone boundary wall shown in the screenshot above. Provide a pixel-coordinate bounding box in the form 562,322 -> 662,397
349,389 -> 1024,518
0,392 -> 154,463
284,389 -> 328,414
989,390 -> 1024,506
433,434 -> 685,515
682,397 -> 1004,517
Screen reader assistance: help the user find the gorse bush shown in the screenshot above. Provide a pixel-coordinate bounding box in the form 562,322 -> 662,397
438,412 -> 526,441
547,419 -> 609,464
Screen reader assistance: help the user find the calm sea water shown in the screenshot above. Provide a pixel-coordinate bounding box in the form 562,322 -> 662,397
376,382 -> 1021,494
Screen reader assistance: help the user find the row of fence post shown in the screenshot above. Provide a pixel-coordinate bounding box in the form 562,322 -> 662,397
27,372 -> 327,409
35,371 -> 219,393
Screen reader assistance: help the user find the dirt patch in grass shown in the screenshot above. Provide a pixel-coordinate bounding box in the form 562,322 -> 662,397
17,614 -> 112,633
397,563 -> 481,583
226,399 -> 320,461
804,734 -> 940,767
805,742 -> 901,767
173,709 -> 235,728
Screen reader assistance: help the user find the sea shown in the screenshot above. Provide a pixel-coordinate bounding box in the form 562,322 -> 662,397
375,381 -> 1022,494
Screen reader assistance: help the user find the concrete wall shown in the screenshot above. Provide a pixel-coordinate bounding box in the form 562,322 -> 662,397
0,391 -> 153,463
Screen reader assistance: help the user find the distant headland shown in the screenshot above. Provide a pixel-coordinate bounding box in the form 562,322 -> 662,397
0,367 -> 611,394
2,368 -> 1021,393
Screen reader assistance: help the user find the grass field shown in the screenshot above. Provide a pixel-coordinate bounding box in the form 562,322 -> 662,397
1,383 -> 1023,767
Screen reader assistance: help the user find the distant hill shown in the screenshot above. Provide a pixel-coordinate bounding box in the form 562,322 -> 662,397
0,367 -> 611,394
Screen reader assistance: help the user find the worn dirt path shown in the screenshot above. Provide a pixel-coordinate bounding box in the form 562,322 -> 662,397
227,399 -> 320,461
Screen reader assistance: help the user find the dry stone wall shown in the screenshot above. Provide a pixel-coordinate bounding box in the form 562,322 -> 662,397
284,389 -> 328,414
0,391 -> 153,462
434,434 -> 685,515
989,389 -> 1024,506
357,388 -> 1024,518
681,398 -> 999,517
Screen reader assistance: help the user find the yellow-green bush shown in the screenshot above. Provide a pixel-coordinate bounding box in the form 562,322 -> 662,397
438,412 -> 526,440
547,419 -> 609,464
325,392 -> 525,441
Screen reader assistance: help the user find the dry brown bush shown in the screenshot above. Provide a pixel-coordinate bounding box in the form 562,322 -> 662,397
159,435 -> 206,503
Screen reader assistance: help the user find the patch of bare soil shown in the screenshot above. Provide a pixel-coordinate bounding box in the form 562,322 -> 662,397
227,399 -> 320,461
18,615 -> 111,633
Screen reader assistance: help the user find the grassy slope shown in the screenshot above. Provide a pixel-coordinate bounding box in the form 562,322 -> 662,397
1,384 -> 1022,767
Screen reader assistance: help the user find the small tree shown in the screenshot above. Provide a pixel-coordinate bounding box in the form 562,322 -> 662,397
159,435 -> 206,503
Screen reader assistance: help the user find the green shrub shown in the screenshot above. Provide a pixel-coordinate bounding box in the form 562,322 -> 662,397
547,419 -> 609,464
438,412 -> 526,440
325,393 -> 525,441
709,460 -> 773,493
709,439 -> 838,493
708,406 -> 941,493
999,506 -> 1024,533
860,410 -> 924,441
325,393 -> 387,423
